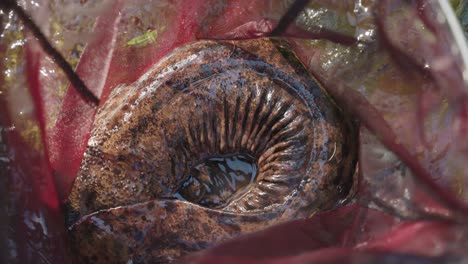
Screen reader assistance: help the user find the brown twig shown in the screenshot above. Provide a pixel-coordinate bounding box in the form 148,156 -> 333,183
1,0 -> 100,106
327,81 -> 468,220
270,0 -> 311,36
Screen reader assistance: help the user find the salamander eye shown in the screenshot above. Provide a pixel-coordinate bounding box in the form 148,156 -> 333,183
67,39 -> 357,221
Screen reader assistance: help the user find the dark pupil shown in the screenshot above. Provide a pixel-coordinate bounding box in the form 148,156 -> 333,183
175,154 -> 258,208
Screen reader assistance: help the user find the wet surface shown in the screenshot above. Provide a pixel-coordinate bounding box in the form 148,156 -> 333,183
66,38 -> 358,262
2,1 -> 468,263
175,154 -> 258,208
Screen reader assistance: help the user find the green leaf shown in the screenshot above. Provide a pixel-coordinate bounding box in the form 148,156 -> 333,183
126,29 -> 160,47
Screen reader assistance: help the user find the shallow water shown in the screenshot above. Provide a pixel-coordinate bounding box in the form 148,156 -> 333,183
175,153 -> 258,208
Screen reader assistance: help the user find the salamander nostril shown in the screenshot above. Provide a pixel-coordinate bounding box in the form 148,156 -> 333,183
174,154 -> 258,208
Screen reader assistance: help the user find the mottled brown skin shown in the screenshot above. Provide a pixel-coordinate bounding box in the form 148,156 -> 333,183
66,38 -> 357,263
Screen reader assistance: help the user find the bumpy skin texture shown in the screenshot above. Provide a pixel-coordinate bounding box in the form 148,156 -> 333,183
67,39 -> 357,263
